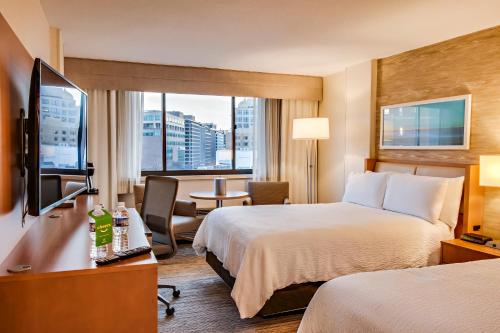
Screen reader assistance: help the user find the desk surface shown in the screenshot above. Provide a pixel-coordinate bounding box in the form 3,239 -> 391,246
189,190 -> 249,200
0,195 -> 157,281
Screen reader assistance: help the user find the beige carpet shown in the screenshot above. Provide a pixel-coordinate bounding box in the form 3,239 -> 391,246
157,244 -> 302,333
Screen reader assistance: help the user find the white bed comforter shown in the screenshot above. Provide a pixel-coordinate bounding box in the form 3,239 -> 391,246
193,202 -> 452,318
298,258 -> 500,333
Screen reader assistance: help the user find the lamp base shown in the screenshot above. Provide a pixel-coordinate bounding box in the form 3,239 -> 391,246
85,188 -> 99,195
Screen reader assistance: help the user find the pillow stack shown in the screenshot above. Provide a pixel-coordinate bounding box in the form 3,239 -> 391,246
342,171 -> 464,227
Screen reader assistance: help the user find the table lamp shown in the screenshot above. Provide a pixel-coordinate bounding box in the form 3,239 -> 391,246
480,155 -> 500,187
292,117 -> 330,204
479,155 -> 500,248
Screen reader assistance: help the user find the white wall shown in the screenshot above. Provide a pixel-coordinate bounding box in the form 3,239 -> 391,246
318,60 -> 376,203
0,0 -> 51,62
0,1 -> 53,264
318,72 -> 346,202
344,60 -> 376,177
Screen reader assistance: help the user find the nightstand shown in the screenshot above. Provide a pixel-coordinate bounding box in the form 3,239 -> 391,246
441,239 -> 500,264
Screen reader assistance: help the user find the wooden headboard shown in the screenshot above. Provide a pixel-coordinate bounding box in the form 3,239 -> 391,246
365,158 -> 484,238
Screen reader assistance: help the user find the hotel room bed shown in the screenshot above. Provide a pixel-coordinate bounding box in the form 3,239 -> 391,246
298,258 -> 500,333
193,159 -> 482,318
193,202 -> 452,318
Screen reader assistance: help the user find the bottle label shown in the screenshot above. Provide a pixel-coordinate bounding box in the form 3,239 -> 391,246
88,209 -> 113,247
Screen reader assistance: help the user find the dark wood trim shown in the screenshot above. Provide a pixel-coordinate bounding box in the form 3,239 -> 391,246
231,96 -> 236,169
161,93 -> 167,171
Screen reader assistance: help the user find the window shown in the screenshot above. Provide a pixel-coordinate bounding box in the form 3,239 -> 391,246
141,92 -> 163,171
141,92 -> 255,175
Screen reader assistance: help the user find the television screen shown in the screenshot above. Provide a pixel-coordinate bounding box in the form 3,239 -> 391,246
39,64 -> 87,172
28,59 -> 88,215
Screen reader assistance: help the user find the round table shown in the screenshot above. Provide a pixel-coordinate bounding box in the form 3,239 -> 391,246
189,191 -> 249,208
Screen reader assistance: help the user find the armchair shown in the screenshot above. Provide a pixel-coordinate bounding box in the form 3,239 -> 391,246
243,181 -> 290,206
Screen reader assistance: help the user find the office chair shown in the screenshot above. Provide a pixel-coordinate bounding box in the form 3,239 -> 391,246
40,174 -> 62,209
243,181 -> 290,205
134,184 -> 201,241
140,176 -> 181,316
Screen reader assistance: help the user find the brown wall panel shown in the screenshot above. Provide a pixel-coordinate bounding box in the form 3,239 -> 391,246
376,25 -> 500,237
0,13 -> 33,214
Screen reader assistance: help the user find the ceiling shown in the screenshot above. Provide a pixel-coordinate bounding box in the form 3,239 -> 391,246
41,0 -> 500,76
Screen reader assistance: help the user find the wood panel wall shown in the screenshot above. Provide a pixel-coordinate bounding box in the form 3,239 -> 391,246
64,57 -> 323,101
0,13 -> 32,214
376,25 -> 500,237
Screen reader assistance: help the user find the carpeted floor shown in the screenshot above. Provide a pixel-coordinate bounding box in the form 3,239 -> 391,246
157,244 -> 302,333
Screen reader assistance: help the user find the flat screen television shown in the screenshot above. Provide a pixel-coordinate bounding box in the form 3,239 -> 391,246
27,58 -> 88,216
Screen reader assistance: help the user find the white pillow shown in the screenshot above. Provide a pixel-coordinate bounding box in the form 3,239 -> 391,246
342,171 -> 389,209
383,174 -> 448,223
439,176 -> 464,228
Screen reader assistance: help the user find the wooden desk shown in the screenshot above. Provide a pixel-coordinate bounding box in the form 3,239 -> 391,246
0,195 -> 157,333
189,190 -> 249,208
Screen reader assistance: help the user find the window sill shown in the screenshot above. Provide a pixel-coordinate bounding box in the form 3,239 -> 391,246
140,174 -> 253,182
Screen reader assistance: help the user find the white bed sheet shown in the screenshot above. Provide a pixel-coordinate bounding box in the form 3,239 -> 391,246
298,258 -> 500,333
193,202 -> 452,318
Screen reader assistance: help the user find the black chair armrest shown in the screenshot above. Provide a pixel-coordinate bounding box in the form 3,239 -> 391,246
174,200 -> 197,217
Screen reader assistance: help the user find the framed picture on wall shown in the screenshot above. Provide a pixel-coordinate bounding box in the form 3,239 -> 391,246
380,94 -> 471,150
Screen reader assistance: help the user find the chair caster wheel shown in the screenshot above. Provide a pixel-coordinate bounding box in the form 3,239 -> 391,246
173,290 -> 180,298
166,307 -> 175,316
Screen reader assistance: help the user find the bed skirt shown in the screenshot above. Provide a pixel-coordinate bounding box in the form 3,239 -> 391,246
206,251 -> 324,317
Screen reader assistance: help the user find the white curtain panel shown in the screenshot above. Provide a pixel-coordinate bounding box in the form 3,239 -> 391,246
87,90 -> 144,209
253,99 -> 281,181
253,98 -> 267,180
280,99 -> 319,204
117,91 -> 144,194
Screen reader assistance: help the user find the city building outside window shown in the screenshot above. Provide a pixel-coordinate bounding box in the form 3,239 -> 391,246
141,92 -> 254,175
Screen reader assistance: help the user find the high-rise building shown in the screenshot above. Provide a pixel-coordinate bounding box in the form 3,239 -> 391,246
166,111 -> 186,169
184,117 -> 202,170
143,109 -> 237,170
141,110 -> 163,170
215,130 -> 226,150
39,86 -> 81,168
235,98 -> 254,151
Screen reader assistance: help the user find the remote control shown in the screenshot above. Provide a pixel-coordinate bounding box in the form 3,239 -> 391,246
95,255 -> 121,266
95,246 -> 152,266
116,246 -> 152,259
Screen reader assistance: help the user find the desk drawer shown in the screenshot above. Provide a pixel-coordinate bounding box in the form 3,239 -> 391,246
442,244 -> 497,264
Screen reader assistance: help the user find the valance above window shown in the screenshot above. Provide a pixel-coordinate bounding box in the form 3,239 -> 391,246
64,58 -> 323,101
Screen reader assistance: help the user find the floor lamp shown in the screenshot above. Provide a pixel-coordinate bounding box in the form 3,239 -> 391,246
292,117 -> 330,204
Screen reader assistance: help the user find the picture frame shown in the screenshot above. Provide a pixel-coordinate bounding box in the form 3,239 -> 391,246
379,94 -> 471,150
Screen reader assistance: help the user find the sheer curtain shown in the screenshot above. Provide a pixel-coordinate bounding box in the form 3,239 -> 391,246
280,99 -> 319,204
87,90 -> 143,209
253,98 -> 319,203
253,99 -> 281,181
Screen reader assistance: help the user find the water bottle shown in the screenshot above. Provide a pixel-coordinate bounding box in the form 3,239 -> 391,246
89,204 -> 108,259
112,202 -> 130,252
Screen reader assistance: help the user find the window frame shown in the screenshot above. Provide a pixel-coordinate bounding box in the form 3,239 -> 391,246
141,94 -> 253,176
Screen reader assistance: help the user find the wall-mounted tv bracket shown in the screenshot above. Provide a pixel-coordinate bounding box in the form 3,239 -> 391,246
20,108 -> 28,226
20,108 -> 27,177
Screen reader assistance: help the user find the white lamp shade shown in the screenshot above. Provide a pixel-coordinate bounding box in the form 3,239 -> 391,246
480,155 -> 500,187
292,117 -> 330,140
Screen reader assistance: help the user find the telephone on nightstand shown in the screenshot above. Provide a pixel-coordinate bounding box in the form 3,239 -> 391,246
485,240 -> 500,250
